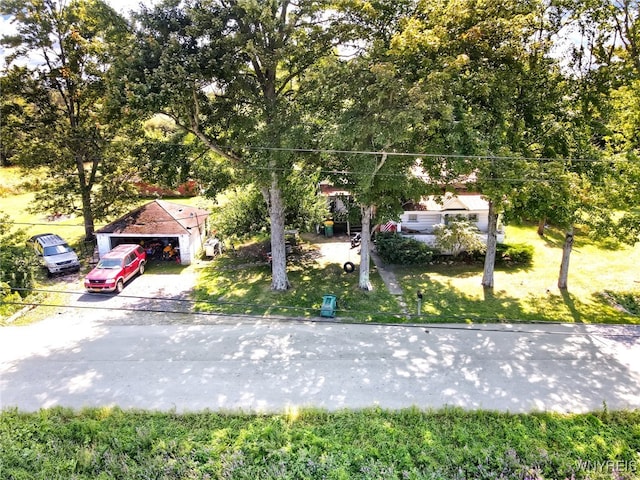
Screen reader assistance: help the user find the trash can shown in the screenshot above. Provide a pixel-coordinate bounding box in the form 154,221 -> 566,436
324,220 -> 334,238
320,294 -> 337,318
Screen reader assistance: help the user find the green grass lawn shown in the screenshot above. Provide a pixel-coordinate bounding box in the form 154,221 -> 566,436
396,224 -> 640,324
1,191 -> 88,246
193,237 -> 401,322
1,406 -> 638,479
192,225 -> 639,325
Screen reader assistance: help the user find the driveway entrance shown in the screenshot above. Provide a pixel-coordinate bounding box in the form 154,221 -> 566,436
66,268 -> 198,325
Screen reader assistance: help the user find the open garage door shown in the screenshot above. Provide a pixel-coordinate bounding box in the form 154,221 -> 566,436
106,235 -> 179,260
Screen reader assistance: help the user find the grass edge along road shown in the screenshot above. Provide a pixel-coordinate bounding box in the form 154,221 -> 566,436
1,406 -> 638,479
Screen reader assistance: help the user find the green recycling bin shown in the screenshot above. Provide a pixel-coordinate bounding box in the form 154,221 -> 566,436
324,221 -> 334,237
320,294 -> 337,318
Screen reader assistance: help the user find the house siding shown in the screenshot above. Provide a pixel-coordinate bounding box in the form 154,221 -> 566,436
399,211 -> 490,234
395,194 -> 505,252
398,213 -> 441,233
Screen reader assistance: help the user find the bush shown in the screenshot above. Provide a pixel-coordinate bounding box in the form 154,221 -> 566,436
0,216 -> 34,296
212,186 -> 270,238
374,232 -> 435,264
0,282 -> 24,320
496,243 -> 534,265
432,219 -> 486,257
603,290 -> 640,315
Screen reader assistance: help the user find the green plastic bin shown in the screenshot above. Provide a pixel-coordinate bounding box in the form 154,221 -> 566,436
324,221 -> 334,237
320,294 -> 337,318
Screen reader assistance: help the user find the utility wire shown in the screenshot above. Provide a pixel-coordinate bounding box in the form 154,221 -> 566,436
3,300 -> 638,338
112,138 -> 627,164
5,287 -> 640,337
240,145 -> 620,164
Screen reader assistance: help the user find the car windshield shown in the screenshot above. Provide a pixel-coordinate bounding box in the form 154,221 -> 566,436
97,259 -> 122,269
43,244 -> 72,256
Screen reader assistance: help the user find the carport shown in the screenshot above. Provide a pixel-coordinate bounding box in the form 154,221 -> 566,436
95,200 -> 210,265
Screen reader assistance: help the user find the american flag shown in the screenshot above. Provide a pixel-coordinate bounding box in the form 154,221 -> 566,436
379,221 -> 397,232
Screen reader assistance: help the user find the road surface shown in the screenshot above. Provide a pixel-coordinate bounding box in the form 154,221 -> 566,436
2,306 -> 639,413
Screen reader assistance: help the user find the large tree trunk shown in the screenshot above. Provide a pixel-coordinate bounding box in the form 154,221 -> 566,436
558,226 -> 574,290
537,218 -> 546,236
75,153 -> 96,241
481,200 -> 498,289
80,187 -> 95,241
266,172 -> 291,291
358,205 -> 373,290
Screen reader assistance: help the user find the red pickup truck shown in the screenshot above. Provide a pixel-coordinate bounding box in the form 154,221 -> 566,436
84,244 -> 147,293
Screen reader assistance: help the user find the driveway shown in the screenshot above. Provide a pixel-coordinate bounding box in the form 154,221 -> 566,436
56,265 -> 199,325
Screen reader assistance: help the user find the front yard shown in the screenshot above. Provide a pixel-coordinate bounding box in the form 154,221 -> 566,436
193,225 -> 640,325
193,234 -> 400,322
395,224 -> 640,324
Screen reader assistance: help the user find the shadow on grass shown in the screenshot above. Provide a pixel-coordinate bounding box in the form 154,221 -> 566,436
400,273 -> 638,324
146,259 -> 190,274
560,289 -> 584,323
538,224 -> 625,252
192,236 -> 639,325
193,254 -> 400,322
538,226 -> 566,249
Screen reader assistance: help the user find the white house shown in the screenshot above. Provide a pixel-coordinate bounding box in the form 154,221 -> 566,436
395,193 -> 505,247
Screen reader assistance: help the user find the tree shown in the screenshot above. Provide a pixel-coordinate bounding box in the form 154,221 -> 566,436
304,8 -> 430,289
1,0 -> 136,240
310,51 -> 427,290
0,214 -> 35,319
211,168 -> 328,239
123,0 -> 346,290
535,0 -> 640,289
388,0 -> 567,289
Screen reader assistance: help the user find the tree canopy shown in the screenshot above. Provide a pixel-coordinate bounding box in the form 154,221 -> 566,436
0,0 -> 136,239
1,0 -> 638,293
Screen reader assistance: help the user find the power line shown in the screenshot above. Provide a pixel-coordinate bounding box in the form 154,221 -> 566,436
118,137 -> 626,164
5,287 -> 640,337
3,300 -> 638,337
240,145 -> 620,164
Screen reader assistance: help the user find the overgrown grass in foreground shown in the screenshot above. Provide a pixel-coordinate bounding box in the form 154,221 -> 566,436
1,407 -> 638,479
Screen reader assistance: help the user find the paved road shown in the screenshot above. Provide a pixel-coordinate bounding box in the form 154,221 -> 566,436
2,308 -> 639,413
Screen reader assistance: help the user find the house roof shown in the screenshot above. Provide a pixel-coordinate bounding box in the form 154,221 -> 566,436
319,182 -> 351,197
97,200 -> 209,235
405,194 -> 488,212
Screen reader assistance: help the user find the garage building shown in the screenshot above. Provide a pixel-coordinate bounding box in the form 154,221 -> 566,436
96,200 -> 210,265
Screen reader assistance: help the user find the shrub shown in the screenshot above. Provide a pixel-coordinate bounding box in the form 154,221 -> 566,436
603,290 -> 640,315
496,243 -> 534,265
432,219 -> 486,257
0,216 -> 34,296
374,232 -> 434,264
0,282 -> 24,320
212,186 -> 269,238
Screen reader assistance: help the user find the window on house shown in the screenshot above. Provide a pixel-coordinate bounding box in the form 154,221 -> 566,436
444,214 -> 462,225
468,213 -> 479,222
408,214 -> 418,222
